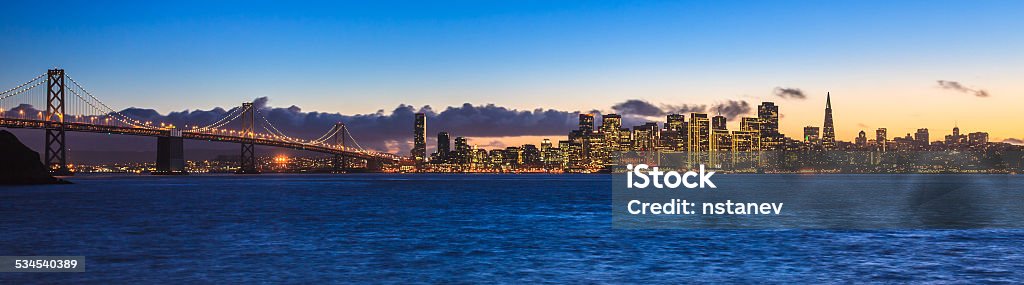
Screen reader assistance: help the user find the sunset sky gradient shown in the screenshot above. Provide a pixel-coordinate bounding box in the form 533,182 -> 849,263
1,0 -> 1021,149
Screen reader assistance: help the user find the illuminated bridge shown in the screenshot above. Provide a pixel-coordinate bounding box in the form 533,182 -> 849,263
0,69 -> 401,175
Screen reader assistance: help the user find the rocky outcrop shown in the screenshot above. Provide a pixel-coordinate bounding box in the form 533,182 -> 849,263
0,130 -> 69,184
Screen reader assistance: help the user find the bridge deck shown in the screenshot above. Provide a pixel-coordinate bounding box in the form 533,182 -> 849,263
0,117 -> 398,162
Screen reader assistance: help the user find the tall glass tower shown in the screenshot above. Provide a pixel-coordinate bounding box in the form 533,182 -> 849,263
821,92 -> 836,150
413,113 -> 427,163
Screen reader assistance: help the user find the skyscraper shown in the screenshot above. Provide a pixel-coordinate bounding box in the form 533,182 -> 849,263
632,122 -> 659,151
688,113 -> 710,165
540,138 -> 560,170
663,114 -> 687,151
688,113 -> 710,151
821,92 -> 836,150
601,114 -> 622,131
946,125 -> 966,146
413,113 -> 427,163
666,114 -> 685,131
436,131 -> 451,162
739,117 -> 762,151
757,102 -> 780,150
804,126 -> 820,144
578,114 -> 595,133
740,117 -> 760,132
757,102 -> 779,135
711,115 -> 727,131
876,128 -> 888,152
453,136 -> 470,164
600,114 -> 622,152
856,130 -> 867,148
968,132 -> 989,145
914,128 -> 929,148
521,144 -> 541,166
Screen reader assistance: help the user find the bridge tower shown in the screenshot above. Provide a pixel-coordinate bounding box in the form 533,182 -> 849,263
331,122 -> 348,173
155,129 -> 186,175
44,69 -> 71,175
236,102 -> 259,174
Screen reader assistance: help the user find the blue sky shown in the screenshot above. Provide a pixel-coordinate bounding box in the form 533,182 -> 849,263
1,0 -> 1022,140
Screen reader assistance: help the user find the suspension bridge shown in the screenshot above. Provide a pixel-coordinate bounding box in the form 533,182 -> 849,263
0,69 -> 400,175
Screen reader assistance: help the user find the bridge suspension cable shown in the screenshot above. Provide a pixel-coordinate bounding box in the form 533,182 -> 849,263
253,109 -> 362,151
344,127 -> 366,151
0,73 -> 45,99
65,74 -> 160,129
194,105 -> 246,131
0,77 -> 45,102
255,109 -> 292,139
310,125 -> 342,144
0,75 -> 46,120
65,87 -> 154,129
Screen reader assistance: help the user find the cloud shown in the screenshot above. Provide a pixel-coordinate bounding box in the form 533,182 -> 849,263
611,100 -> 664,117
661,103 -> 708,115
1003,138 -> 1024,145
773,87 -> 806,100
611,99 -> 752,121
712,100 -> 752,119
937,80 -> 990,97
52,97 -> 582,154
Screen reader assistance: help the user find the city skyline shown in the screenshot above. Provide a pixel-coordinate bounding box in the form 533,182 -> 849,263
401,93 -> 1021,173
415,93 -> 1014,155
1,1 -> 1022,145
